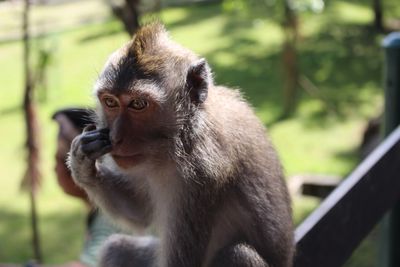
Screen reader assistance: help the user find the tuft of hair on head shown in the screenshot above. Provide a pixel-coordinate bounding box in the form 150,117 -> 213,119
130,22 -> 169,60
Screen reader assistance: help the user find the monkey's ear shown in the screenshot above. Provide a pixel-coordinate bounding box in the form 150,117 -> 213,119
186,59 -> 212,105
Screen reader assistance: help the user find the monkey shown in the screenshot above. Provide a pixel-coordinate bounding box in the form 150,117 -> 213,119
68,23 -> 294,267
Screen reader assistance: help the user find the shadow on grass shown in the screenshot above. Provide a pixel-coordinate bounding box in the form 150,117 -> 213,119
0,209 -> 33,262
165,2 -> 222,29
79,27 -> 122,43
0,208 -> 85,264
207,45 -> 283,109
78,19 -> 124,43
298,24 -> 382,120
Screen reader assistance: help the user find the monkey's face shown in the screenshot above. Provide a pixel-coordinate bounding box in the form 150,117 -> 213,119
96,83 -> 176,169
94,24 -> 212,169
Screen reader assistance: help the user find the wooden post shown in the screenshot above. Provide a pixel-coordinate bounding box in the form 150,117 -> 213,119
281,0 -> 300,119
22,0 -> 42,262
380,32 -> 400,267
373,0 -> 384,32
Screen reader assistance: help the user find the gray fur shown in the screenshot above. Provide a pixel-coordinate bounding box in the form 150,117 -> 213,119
68,23 -> 294,267
100,235 -> 159,267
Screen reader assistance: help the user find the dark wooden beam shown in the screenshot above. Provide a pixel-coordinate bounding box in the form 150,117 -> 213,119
301,177 -> 340,198
294,126 -> 400,267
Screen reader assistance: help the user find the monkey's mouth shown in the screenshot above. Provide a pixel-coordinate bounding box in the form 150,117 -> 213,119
111,154 -> 144,168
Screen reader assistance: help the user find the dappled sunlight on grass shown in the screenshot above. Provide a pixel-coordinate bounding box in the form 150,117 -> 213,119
331,1 -> 373,25
270,117 -> 362,177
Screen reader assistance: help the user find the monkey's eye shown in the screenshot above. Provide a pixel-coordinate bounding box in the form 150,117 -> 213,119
128,98 -> 148,111
103,97 -> 119,108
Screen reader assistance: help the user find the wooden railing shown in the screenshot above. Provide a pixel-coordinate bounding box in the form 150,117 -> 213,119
294,126 -> 400,267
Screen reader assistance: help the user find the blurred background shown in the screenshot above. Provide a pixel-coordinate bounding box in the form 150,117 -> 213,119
0,0 -> 399,265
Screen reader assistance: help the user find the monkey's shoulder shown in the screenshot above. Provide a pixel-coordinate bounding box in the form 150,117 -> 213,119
207,85 -> 268,139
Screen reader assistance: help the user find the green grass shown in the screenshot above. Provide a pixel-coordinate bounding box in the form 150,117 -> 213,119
0,0 -> 388,264
0,0 -> 110,40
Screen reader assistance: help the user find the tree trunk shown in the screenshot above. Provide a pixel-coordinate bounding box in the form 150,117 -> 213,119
281,0 -> 300,119
373,0 -> 384,32
111,0 -> 140,36
22,0 -> 42,262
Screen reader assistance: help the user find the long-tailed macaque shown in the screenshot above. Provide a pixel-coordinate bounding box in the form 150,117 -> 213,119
68,23 -> 294,267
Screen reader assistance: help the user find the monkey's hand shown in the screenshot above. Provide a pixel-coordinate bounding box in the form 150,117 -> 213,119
69,124 -> 112,186
78,125 -> 112,160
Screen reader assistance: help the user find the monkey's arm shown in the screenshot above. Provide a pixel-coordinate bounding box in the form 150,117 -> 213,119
68,127 -> 152,227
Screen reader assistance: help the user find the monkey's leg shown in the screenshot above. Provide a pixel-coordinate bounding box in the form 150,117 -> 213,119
210,243 -> 269,267
99,234 -> 159,267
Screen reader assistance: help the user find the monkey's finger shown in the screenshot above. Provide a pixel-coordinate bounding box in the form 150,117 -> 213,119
88,145 -> 113,160
81,131 -> 110,144
92,128 -> 110,135
85,127 -> 109,134
81,140 -> 112,155
81,127 -> 109,136
98,128 -> 110,134
83,124 -> 97,133
80,128 -> 110,140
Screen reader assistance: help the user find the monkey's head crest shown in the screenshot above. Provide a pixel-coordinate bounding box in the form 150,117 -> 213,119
129,22 -> 212,104
97,23 -> 212,105
129,22 -> 169,59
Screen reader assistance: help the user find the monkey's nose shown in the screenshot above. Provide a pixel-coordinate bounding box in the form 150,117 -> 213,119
111,135 -> 124,146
